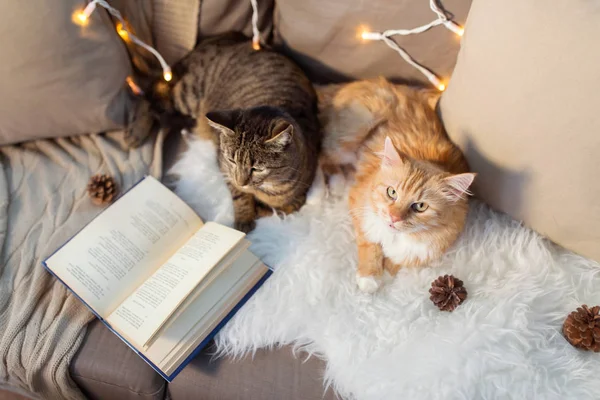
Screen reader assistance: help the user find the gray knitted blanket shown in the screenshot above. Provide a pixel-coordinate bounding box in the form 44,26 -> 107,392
0,0 -> 201,396
0,132 -> 163,399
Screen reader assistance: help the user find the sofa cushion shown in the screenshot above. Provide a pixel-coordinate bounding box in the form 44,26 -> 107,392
110,0 -> 200,76
439,0 -> 600,261
273,0 -> 471,83
0,1 -> 133,145
70,320 -> 166,400
197,0 -> 275,42
168,345 -> 336,400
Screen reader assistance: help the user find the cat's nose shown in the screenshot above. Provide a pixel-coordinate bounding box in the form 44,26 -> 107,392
390,214 -> 403,223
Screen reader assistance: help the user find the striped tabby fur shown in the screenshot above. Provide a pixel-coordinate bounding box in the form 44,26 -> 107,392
130,33 -> 321,232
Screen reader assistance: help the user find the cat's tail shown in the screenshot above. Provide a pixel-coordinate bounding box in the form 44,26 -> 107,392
317,78 -> 392,172
317,78 -> 440,174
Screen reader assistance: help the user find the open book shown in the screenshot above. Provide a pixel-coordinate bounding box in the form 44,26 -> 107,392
43,176 -> 271,381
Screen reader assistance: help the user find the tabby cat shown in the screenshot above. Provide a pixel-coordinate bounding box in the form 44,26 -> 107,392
318,78 -> 475,293
128,33 -> 321,233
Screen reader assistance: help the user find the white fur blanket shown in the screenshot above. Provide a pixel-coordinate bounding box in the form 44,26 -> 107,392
171,137 -> 600,400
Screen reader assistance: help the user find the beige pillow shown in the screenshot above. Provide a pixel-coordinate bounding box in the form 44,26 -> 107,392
0,1 -> 133,144
197,0 -> 275,42
439,0 -> 600,261
273,0 -> 471,83
111,0 -> 200,67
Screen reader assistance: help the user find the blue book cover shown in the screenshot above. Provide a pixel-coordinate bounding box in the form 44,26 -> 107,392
42,175 -> 273,382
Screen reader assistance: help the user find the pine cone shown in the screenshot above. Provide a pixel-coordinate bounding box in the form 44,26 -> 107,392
87,174 -> 118,206
562,305 -> 600,352
429,275 -> 468,312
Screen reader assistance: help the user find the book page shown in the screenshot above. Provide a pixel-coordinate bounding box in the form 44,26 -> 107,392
162,262 -> 267,375
44,176 -> 202,317
106,222 -> 245,348
142,250 -> 263,369
142,239 -> 250,349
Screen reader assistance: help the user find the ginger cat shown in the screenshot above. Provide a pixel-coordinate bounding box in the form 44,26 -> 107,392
318,78 -> 475,293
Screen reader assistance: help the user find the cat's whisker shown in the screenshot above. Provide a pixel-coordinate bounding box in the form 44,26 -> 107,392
349,206 -> 371,211
282,166 -> 310,175
348,209 -> 370,216
348,211 -> 372,219
348,206 -> 371,216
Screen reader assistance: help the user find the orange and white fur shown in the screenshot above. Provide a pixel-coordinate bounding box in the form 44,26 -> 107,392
318,78 -> 475,293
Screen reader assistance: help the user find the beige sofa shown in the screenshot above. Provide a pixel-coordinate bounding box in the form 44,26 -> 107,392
2,0 -> 599,398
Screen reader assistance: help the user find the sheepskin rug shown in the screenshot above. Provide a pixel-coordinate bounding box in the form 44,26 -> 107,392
170,137 -> 600,400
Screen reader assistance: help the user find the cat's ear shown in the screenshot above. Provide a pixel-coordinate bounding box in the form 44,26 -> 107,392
381,136 -> 403,167
265,121 -> 293,149
205,110 -> 236,136
442,173 -> 476,201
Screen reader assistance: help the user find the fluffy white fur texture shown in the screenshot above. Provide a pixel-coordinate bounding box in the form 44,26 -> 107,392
170,137 -> 600,400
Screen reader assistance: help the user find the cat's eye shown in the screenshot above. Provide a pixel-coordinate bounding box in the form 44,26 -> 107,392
386,187 -> 397,200
411,202 -> 428,212
250,167 -> 263,174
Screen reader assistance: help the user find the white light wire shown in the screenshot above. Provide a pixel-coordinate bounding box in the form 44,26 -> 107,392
380,36 -> 444,90
250,0 -> 261,49
80,0 -> 172,80
360,0 -> 463,90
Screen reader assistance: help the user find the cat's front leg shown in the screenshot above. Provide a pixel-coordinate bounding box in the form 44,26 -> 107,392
349,189 -> 384,293
383,257 -> 401,276
355,236 -> 384,293
351,214 -> 384,293
228,183 -> 257,233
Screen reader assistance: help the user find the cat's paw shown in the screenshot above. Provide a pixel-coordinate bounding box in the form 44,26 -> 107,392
235,220 -> 256,233
356,273 -> 382,294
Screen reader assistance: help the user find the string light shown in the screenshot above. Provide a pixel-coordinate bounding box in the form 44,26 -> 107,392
365,33 -> 446,91
72,1 -> 97,26
73,0 -> 172,82
126,76 -> 143,95
250,0 -> 261,50
358,0 -> 464,91
444,20 -> 464,37
429,0 -> 464,36
116,22 -> 128,40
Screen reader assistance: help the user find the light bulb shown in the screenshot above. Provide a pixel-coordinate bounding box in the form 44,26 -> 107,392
428,75 -> 446,92
126,76 -> 143,96
357,25 -> 375,41
444,20 -> 464,37
72,1 -> 97,26
116,23 -> 128,40
163,70 -> 172,82
360,31 -> 381,41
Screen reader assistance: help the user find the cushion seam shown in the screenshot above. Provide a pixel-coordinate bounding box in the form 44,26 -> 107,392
71,374 -> 166,397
